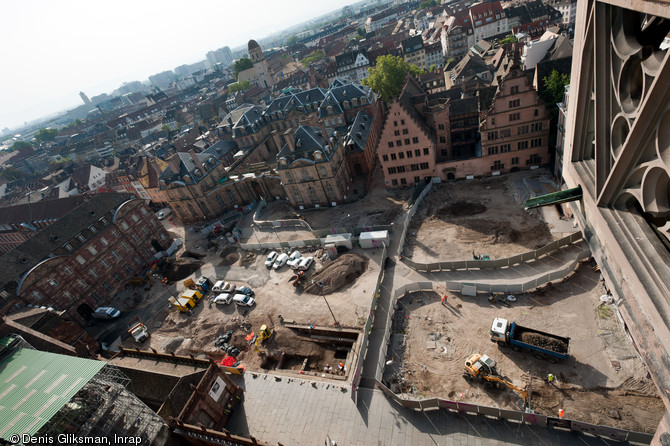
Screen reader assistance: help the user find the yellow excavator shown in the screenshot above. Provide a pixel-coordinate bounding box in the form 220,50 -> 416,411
253,325 -> 273,353
463,353 -> 531,411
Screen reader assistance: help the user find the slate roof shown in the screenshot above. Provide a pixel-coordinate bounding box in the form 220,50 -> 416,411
402,35 -> 424,54
335,50 -> 368,70
319,84 -> 372,118
276,126 -> 338,168
159,142 -> 230,184
217,104 -> 265,138
0,196 -> 88,226
264,88 -> 326,119
345,112 -> 374,152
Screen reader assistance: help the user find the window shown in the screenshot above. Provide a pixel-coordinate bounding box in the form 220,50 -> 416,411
111,250 -> 120,260
390,153 -> 397,160
528,154 -> 542,165
500,144 -> 511,152
439,136 -> 446,143
400,178 -> 407,185
89,225 -> 97,234
131,234 -> 140,243
398,152 -> 404,159
382,154 -> 389,162
91,292 -> 103,303
410,164 -> 419,171
491,118 -> 495,125
64,267 -> 73,275
500,129 -> 511,138
141,226 -> 149,235
412,137 -> 419,144
160,233 -> 167,241
401,119 -> 405,125
423,148 -> 429,155
420,162 -> 429,169
394,130 -> 400,136
100,237 -> 109,246
31,290 -> 43,301
387,142 -> 394,148
88,246 -> 98,256
438,124 -> 445,130
48,278 -> 59,287
64,291 -> 74,302
509,99 -> 520,108
413,176 -> 420,183
510,85 -> 519,94
492,160 -> 504,170
518,141 -> 529,150
140,207 -> 148,215
100,259 -> 110,269
133,256 -> 142,265
415,149 -> 421,157
142,247 -> 150,256
102,282 -> 112,292
391,179 -> 398,186
511,157 -> 519,165
121,222 -> 129,230
402,128 -> 409,135
89,268 -> 99,278
388,167 -> 397,174
113,273 -> 123,283
397,166 -> 406,173
123,264 -> 132,273
111,230 -> 119,238
394,121 -> 398,126
518,125 -> 529,135
406,150 -> 413,158
396,140 -> 402,147
77,279 -> 88,289
531,138 -> 543,148
488,146 -> 499,155
121,242 -> 130,252
531,122 -> 543,132
76,255 -> 86,265
534,109 -> 539,117
488,131 -> 498,140
509,113 -> 520,122
64,243 -> 73,252
404,138 -> 410,145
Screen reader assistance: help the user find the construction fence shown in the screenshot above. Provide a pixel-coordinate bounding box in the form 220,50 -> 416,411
397,181 -> 434,257
375,380 -> 653,444
403,232 -> 584,272
351,244 -> 387,405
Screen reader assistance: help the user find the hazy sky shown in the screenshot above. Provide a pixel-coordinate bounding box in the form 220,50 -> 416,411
0,0 -> 360,131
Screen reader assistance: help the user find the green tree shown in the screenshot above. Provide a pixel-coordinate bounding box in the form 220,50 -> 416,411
9,140 -> 33,152
66,119 -> 82,128
161,124 -> 172,132
419,0 -> 439,10
362,55 -> 425,103
228,80 -> 253,93
233,58 -> 254,80
498,34 -> 519,45
541,70 -> 570,105
429,64 -> 438,73
301,49 -> 325,66
34,128 -> 59,144
286,34 -> 298,46
0,167 -> 28,180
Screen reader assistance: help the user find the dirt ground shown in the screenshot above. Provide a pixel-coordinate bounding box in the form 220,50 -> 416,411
135,242 -> 383,375
406,170 -> 574,262
386,262 -> 664,433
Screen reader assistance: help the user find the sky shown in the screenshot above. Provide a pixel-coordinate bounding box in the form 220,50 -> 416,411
0,0 -> 361,132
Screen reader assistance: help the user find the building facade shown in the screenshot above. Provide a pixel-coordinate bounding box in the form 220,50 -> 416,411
402,36 -> 428,71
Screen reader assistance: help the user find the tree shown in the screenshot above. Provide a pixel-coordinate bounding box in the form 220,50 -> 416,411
498,34 -> 519,45
66,119 -> 82,129
286,34 -> 298,46
228,80 -> 253,93
0,167 -> 28,181
9,140 -> 33,152
362,55 -> 425,103
541,70 -> 570,105
429,64 -> 438,73
419,0 -> 439,10
161,124 -> 172,132
34,128 -> 59,144
301,49 -> 325,66
233,58 -> 254,80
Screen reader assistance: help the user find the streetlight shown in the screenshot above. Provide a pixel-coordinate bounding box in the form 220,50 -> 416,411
313,280 -> 339,327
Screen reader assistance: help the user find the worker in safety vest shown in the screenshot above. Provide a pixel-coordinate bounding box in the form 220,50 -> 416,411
547,373 -> 555,383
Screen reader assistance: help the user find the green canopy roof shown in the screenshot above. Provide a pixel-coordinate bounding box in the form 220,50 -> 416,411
524,185 -> 582,210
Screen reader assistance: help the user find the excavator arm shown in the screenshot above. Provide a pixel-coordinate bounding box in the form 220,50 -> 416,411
482,376 -> 529,408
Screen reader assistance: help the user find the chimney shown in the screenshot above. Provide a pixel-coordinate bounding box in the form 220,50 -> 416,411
188,149 -> 205,172
271,130 -> 283,153
284,128 -> 296,152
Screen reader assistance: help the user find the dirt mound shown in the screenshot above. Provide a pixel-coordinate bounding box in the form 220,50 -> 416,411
520,332 -> 568,354
182,250 -> 205,259
240,252 -> 257,266
219,246 -> 240,266
437,201 -> 487,218
164,259 -> 203,281
303,254 -> 368,295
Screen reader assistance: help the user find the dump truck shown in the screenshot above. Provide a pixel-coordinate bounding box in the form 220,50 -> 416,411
169,289 -> 204,313
490,317 -> 570,362
127,316 -> 150,343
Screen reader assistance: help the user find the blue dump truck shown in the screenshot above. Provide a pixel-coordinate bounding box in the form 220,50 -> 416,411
490,317 -> 570,362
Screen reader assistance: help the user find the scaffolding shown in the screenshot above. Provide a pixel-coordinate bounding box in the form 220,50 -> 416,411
38,364 -> 170,445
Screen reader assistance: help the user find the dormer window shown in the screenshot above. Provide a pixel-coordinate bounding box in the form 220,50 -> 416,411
77,234 -> 85,242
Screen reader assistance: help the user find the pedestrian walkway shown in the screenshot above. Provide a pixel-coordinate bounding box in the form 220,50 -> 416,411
226,372 -> 630,445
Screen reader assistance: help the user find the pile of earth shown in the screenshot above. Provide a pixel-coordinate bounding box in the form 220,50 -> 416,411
436,201 -> 487,218
219,245 -> 240,266
164,259 -> 203,281
520,332 -> 568,354
303,254 -> 368,295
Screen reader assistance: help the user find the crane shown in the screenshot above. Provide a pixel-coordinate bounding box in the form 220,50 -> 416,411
463,353 -> 531,411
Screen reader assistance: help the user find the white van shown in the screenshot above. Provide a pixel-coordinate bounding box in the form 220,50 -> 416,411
232,294 -> 255,307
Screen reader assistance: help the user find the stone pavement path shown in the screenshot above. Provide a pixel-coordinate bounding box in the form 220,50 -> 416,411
227,372 -> 628,445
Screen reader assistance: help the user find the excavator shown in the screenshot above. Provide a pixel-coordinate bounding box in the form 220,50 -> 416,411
253,325 -> 273,353
463,353 -> 531,411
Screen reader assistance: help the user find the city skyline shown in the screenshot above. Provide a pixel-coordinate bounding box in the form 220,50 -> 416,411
0,0 -> 360,132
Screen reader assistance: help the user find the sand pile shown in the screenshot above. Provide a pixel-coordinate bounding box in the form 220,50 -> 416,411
303,253 -> 368,295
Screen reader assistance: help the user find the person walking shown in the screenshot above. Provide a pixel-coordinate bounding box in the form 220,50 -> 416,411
547,373 -> 555,384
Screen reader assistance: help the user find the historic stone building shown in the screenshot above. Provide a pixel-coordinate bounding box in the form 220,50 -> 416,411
275,126 -> 351,209
237,40 -> 275,89
562,0 -> 670,440
0,194 -> 173,325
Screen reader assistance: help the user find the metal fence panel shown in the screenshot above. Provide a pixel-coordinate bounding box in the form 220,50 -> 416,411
437,400 -> 459,411
499,409 -> 524,421
419,398 -> 440,410
520,252 -> 537,262
522,412 -> 547,425
462,284 -> 477,296
451,261 -> 467,270
592,425 -> 629,441
439,262 -> 453,270
456,402 -> 478,414
418,282 -> 434,291
477,406 -> 502,418
626,431 -> 654,443
507,254 -> 524,265
445,281 -> 461,291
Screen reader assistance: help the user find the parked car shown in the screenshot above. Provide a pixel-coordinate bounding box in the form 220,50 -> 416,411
265,251 -> 278,268
92,307 -> 121,320
213,293 -> 233,305
236,286 -> 255,297
233,294 -> 255,307
212,280 -> 235,293
273,253 -> 289,270
287,250 -> 302,268
296,257 -> 314,271
157,208 -> 172,220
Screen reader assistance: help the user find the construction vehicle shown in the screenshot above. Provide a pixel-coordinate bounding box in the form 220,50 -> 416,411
463,353 -> 530,410
195,276 -> 213,292
127,316 -> 150,343
169,289 -> 203,313
289,271 -> 305,288
253,325 -> 273,353
490,317 -> 570,362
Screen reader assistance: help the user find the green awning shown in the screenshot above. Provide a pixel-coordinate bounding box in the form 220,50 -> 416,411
524,185 -> 582,210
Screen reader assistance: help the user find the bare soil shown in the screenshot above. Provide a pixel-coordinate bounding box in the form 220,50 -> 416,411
387,263 -> 663,433
303,254 -> 368,295
406,172 -> 558,262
